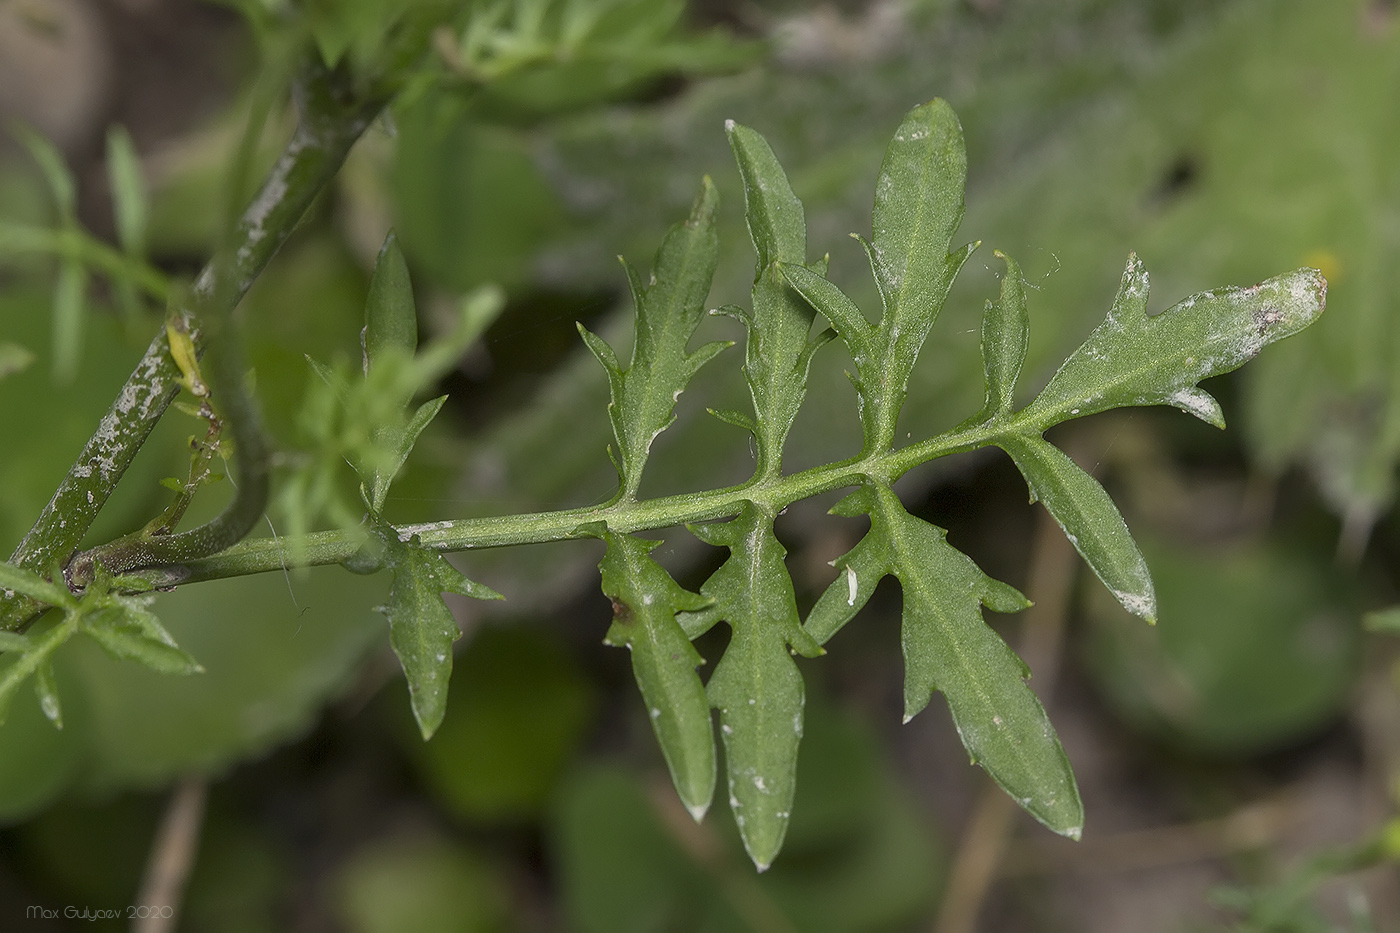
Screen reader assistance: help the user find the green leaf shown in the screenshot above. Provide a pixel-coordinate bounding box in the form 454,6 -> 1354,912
105,126 -> 147,258
581,178 -> 725,498
363,232 -> 418,372
779,263 -> 874,365
595,529 -> 716,820
804,483 -> 1082,838
334,833 -> 509,933
685,503 -> 823,871
51,258 -> 87,385
412,286 -> 505,383
0,561 -> 75,610
1084,534 -> 1357,757
62,567 -> 389,792
83,604 -> 204,676
375,526 -> 502,741
1021,256 -> 1326,430
978,251 -> 1030,420
12,124 -> 76,218
866,99 -> 970,358
0,615 -> 78,725
997,434 -> 1155,622
723,120 -> 829,479
402,627 -> 597,822
726,120 -> 805,274
0,341 -> 35,380
366,395 -> 447,513
783,99 -> 977,453
34,660 -> 62,729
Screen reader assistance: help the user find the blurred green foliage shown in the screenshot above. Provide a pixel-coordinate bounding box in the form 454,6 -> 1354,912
552,703 -> 942,932
1084,533 -> 1360,756
397,625 -> 597,821
3,0 -> 1400,927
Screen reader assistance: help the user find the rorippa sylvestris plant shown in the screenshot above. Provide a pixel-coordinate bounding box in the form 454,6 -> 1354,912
0,16 -> 1324,875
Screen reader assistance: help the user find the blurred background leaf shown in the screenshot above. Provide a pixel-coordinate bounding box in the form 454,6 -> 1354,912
4,0 -> 1400,929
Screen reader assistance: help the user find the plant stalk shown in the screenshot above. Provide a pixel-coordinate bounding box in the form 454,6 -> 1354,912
0,61 -> 390,631
116,419 -> 1012,591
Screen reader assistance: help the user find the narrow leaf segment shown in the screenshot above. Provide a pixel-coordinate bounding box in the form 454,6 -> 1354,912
977,251 -> 1031,421
720,120 -> 831,480
594,529 -> 716,821
781,99 -> 977,454
374,525 -> 501,741
684,503 -> 823,870
997,435 -> 1156,622
0,561 -> 203,726
581,178 -> 727,499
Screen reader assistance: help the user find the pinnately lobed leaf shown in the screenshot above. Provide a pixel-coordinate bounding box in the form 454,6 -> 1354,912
580,178 -> 728,499
683,503 -> 823,871
1021,254 -> 1327,431
780,99 -> 978,454
594,529 -> 716,820
805,484 -> 1082,838
375,526 -> 501,740
720,119 -> 832,480
985,254 -> 1325,622
565,101 -> 1322,863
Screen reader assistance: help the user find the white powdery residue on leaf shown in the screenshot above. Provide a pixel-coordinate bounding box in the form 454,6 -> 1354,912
1111,587 -> 1154,620
1167,388 -> 1219,423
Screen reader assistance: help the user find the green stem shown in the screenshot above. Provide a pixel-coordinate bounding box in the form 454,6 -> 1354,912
121,420 -> 1000,590
1,61 -> 389,630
